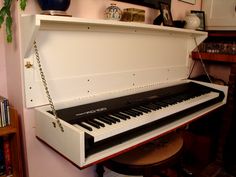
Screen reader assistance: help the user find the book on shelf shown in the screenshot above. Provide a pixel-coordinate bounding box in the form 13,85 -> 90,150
0,96 -> 10,128
194,42 -> 236,55
3,136 -> 12,176
0,136 -> 13,177
0,137 -> 5,176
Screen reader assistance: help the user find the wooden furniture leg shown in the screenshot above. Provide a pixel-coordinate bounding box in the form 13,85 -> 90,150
96,164 -> 105,177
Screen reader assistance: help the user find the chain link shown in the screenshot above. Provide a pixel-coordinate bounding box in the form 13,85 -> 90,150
33,41 -> 64,132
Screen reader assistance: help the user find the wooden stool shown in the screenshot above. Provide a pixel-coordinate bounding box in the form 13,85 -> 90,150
96,132 -> 184,177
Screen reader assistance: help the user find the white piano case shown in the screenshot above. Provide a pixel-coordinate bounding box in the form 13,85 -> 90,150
20,15 -> 227,168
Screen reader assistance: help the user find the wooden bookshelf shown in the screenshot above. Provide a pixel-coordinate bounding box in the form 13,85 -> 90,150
192,52 -> 236,63
0,108 -> 23,177
192,30 -> 236,63
191,30 -> 236,176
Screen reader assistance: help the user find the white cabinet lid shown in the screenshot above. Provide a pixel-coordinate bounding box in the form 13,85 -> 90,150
20,15 -> 207,108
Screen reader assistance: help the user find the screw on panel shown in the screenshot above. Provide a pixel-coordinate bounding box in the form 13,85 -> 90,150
25,61 -> 33,68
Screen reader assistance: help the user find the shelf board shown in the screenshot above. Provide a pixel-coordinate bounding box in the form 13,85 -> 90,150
0,126 -> 17,136
208,31 -> 236,37
20,14 -> 207,57
192,52 -> 236,63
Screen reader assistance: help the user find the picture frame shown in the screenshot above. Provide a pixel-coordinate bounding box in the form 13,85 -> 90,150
159,2 -> 174,27
191,10 -> 206,31
178,0 -> 196,5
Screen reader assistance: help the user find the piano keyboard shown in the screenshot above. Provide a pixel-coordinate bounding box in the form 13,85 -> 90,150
74,91 -> 219,142
50,82 -> 224,156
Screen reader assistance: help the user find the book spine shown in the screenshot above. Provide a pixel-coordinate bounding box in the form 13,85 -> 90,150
0,102 -> 5,127
0,97 -> 11,127
0,104 -> 2,127
0,100 -> 5,127
0,137 -> 5,176
3,100 -> 10,126
3,136 -> 12,176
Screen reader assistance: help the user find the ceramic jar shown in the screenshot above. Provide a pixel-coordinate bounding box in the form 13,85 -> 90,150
184,13 -> 200,30
105,3 -> 122,21
37,0 -> 71,11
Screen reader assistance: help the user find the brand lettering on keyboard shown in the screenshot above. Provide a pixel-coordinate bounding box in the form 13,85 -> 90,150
75,107 -> 107,117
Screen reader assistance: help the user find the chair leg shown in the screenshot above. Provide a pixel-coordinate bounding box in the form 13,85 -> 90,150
143,168 -> 153,177
96,164 -> 105,177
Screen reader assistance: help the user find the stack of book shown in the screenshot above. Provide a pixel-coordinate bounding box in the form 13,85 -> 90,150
0,96 -> 10,127
0,97 -> 12,176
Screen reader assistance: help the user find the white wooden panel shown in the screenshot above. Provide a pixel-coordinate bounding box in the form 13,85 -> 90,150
35,107 -> 86,166
24,27 -> 191,107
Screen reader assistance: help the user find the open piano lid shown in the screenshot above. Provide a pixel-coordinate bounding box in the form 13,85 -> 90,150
20,15 -> 220,168
21,14 -> 207,108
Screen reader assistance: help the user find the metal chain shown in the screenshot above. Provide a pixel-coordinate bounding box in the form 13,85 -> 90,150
33,41 -> 64,132
193,37 -> 213,83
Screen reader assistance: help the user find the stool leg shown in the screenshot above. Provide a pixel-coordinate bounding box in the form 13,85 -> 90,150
143,168 -> 152,177
96,164 -> 105,177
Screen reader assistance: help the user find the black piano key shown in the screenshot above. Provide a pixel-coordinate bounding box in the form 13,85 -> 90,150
146,103 -> 162,110
86,120 -> 100,129
103,116 -> 117,123
118,112 -> 131,119
131,109 -> 143,115
134,106 -> 149,113
121,110 -> 138,117
138,106 -> 152,113
113,113 -> 130,120
162,98 -> 178,105
119,111 -> 132,117
131,108 -> 143,115
182,93 -> 194,99
91,119 -> 105,127
201,88 -> 210,94
133,109 -> 144,115
78,122 -> 93,131
174,96 -> 185,102
110,114 -> 126,121
154,101 -> 168,107
107,115 -> 121,122
128,109 -> 143,116
170,96 -> 182,103
133,107 -> 147,113
97,117 -> 112,125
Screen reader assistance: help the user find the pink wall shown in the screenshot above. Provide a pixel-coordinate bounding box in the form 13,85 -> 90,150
0,34 -> 7,97
0,1 -> 8,97
172,0 -> 202,20
2,1 -> 202,177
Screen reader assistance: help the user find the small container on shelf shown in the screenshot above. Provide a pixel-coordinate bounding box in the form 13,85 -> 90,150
184,13 -> 200,30
121,8 -> 145,22
104,3 -> 122,21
